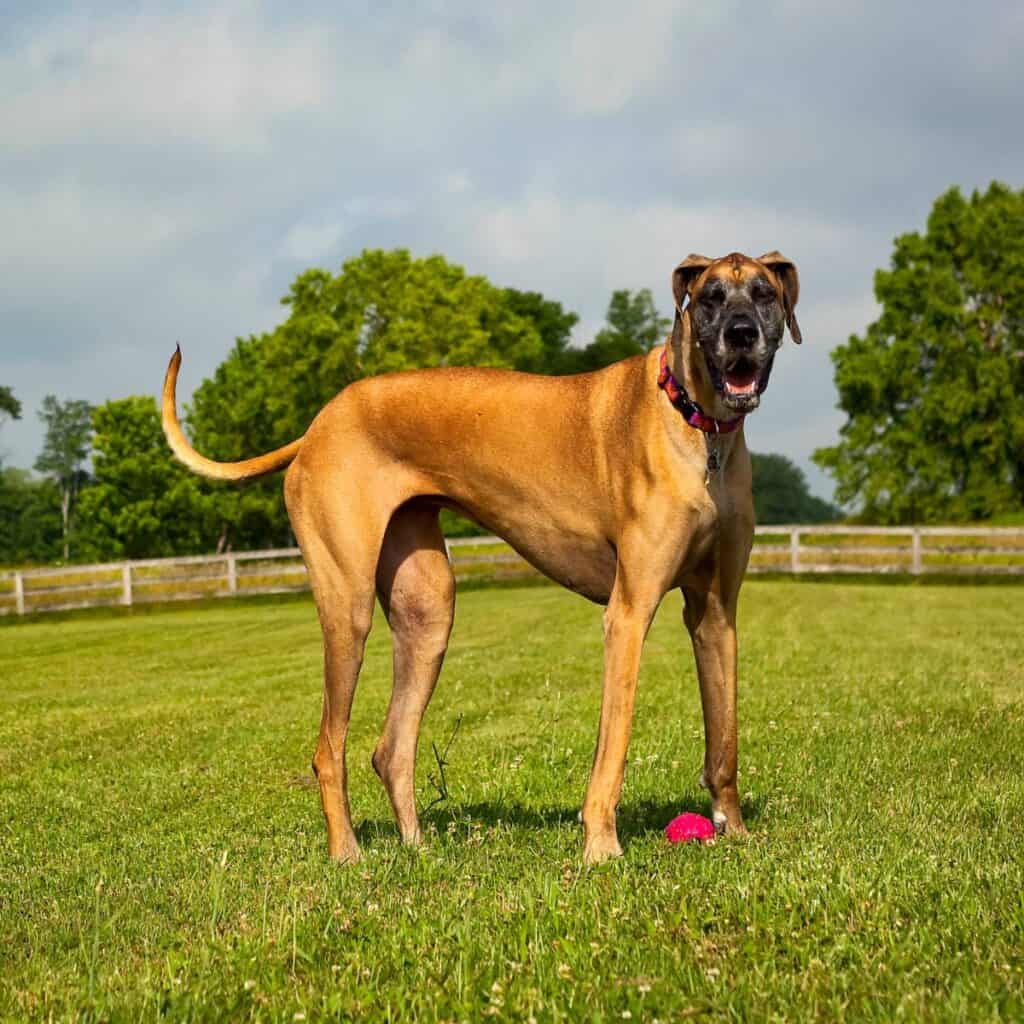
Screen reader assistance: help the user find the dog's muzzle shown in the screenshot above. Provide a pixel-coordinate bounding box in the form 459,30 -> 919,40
707,314 -> 776,410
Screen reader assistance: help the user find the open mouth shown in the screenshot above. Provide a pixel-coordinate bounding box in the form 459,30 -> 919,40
722,357 -> 760,397
703,351 -> 776,410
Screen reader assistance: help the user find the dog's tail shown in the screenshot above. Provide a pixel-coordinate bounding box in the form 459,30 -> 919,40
161,346 -> 303,482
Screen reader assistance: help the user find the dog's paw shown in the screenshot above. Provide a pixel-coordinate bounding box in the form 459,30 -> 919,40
328,839 -> 363,865
583,832 -> 623,865
400,825 -> 424,847
713,810 -> 749,839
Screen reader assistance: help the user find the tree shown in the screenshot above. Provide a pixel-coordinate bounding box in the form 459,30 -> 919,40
75,397 -> 223,560
191,250 -> 548,448
501,289 -> 580,373
0,386 -> 20,422
751,453 -> 840,524
813,183 -> 1024,523
0,468 -> 63,564
252,250 -> 543,439
0,386 -> 20,469
188,249 -> 547,548
34,396 -> 93,561
569,289 -> 671,372
186,335 -> 290,551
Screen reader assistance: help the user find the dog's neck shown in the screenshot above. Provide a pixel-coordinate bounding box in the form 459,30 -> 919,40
666,310 -> 741,427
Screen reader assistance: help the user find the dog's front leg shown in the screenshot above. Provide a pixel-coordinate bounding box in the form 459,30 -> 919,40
582,578 -> 663,864
682,585 -> 747,836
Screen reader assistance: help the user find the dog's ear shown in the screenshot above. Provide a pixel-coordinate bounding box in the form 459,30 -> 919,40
757,251 -> 802,344
672,254 -> 713,310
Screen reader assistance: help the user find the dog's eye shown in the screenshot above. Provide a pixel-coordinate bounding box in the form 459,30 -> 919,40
752,283 -> 776,303
701,288 -> 725,308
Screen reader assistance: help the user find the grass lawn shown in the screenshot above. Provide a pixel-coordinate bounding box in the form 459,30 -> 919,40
1,581 -> 1022,1022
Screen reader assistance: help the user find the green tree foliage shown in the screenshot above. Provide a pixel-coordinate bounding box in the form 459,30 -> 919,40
34,395 -> 93,561
501,289 -> 580,373
569,289 -> 670,372
188,250 -> 549,548
0,468 -> 62,564
0,386 -> 21,422
184,335 -> 290,550
0,385 -> 21,472
751,453 -> 840,525
255,249 -> 543,439
814,183 -> 1024,523
75,397 -> 222,560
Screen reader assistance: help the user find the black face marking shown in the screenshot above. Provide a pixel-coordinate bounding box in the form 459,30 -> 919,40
750,276 -> 777,304
701,281 -> 727,306
690,273 -> 787,413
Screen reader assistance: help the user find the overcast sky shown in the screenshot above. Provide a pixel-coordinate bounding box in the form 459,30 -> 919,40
1,1 -> 1021,498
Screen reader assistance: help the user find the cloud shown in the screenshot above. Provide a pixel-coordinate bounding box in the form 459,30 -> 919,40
0,0 -> 1021,502
454,190 -> 883,317
555,0 -> 687,115
279,220 -> 347,264
443,171 -> 473,195
0,8 -> 327,153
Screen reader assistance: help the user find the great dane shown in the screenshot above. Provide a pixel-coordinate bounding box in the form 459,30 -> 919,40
162,250 -> 801,864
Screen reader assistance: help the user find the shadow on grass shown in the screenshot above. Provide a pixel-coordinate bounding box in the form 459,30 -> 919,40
355,793 -> 764,848
618,793 -> 765,838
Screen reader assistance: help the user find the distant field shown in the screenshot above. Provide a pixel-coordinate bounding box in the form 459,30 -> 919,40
1,582 -> 1022,1021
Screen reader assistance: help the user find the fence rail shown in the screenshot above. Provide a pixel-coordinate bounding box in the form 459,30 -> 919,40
2,526 -> 1022,618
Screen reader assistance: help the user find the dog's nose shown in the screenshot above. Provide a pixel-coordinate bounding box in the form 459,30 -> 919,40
724,315 -> 758,348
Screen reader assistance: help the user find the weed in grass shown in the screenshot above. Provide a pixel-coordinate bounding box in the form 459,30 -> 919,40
424,714 -> 464,814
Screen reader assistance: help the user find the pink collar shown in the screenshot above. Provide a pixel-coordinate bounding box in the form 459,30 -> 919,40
657,349 -> 744,434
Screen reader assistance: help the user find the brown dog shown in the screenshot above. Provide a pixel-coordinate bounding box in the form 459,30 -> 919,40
162,250 -> 801,864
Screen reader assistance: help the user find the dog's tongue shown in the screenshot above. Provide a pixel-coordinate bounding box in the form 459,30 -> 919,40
724,369 -> 758,395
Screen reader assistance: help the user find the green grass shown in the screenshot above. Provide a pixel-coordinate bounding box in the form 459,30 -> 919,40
1,582 -> 1022,1022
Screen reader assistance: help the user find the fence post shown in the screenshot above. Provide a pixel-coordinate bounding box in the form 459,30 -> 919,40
226,554 -> 238,594
121,563 -> 133,607
911,528 -> 922,576
14,572 -> 25,616
789,529 -> 801,574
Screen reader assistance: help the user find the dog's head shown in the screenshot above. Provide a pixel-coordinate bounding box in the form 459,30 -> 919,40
672,251 -> 801,414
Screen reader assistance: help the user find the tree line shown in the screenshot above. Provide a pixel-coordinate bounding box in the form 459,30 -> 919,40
47,193 -> 1024,568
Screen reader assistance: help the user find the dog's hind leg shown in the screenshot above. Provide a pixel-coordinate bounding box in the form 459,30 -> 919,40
286,464 -> 387,864
372,503 -> 455,845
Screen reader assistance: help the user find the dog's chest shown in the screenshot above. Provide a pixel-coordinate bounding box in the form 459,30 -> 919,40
682,509 -> 720,571
672,487 -> 745,585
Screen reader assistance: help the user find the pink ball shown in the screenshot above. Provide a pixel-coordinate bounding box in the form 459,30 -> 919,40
665,812 -> 716,844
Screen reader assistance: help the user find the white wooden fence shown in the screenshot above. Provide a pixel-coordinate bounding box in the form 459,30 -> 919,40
745,525 -> 1024,576
1,526 -> 1022,617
